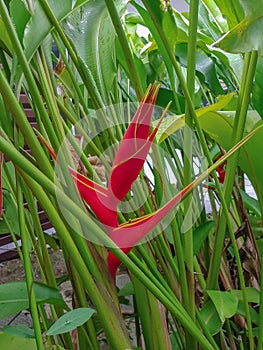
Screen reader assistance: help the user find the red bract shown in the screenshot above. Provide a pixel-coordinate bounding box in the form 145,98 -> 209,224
41,84 -> 192,278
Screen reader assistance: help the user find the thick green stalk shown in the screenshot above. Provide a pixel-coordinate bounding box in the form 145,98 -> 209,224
104,0 -> 144,99
183,2 -> 199,349
207,51 -> 258,289
16,175 -> 45,350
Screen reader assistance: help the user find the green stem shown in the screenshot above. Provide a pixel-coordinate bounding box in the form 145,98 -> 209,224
104,0 -> 144,99
207,51 -> 258,289
20,172 -> 132,349
183,2 -> 199,348
16,174 -> 44,350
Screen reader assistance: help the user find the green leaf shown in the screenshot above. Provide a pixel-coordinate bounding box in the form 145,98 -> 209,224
46,308 -> 95,335
0,332 -> 37,350
206,290 -> 239,322
23,0 -> 89,60
3,325 -> 35,339
240,189 -> 261,217
216,0 -> 263,53
62,0 -> 119,101
0,17 -> 13,54
131,0 -> 177,97
175,43 -> 224,95
0,281 -> 66,319
10,0 -> 30,45
156,93 -> 235,143
116,38 -> 147,92
200,300 -> 222,335
196,110 -> 263,214
229,287 -> 260,304
213,0 -> 244,28
117,281 -> 134,297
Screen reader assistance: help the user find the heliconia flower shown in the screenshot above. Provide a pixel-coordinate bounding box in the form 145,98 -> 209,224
39,83 -> 178,277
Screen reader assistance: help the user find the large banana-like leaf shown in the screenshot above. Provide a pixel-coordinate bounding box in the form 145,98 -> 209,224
10,0 -> 89,60
62,0 -> 121,101
215,0 -> 263,53
212,0 -> 244,29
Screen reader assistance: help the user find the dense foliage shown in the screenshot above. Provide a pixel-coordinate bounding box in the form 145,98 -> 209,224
0,0 -> 263,349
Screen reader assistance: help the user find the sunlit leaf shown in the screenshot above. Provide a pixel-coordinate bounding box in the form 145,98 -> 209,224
62,0 -> 120,101
213,0 -> 244,28
23,0 -> 89,60
10,0 -> 30,45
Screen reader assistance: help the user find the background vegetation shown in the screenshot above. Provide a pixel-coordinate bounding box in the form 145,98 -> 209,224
0,0 -> 263,349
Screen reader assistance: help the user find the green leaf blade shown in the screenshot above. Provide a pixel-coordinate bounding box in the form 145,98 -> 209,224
46,308 -> 95,336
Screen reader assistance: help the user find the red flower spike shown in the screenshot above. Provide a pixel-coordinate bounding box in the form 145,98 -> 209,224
39,85 -> 174,279
109,84 -> 165,202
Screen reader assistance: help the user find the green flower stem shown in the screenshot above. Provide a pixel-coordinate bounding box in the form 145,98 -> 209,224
171,218 -> 189,301
104,0 -> 144,99
0,0 -> 60,155
16,174 -> 45,350
183,2 -> 199,348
